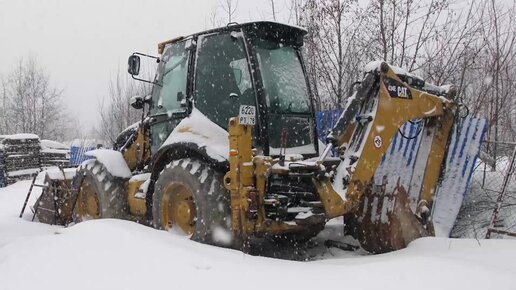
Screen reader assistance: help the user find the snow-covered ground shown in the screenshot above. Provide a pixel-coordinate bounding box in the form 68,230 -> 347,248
1,180 -> 516,290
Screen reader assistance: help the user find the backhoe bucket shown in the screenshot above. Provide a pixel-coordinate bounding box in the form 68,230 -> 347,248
349,180 -> 431,254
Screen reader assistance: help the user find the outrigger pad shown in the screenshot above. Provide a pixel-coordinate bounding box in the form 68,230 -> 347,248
348,180 -> 430,254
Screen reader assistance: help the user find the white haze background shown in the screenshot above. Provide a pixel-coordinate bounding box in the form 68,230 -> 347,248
0,0 -> 291,131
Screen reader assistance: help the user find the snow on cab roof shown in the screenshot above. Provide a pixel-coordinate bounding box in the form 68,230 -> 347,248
159,21 -> 308,53
240,20 -> 307,33
193,21 -> 308,37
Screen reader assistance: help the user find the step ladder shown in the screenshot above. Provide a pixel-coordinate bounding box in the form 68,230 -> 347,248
19,166 -> 72,226
19,172 -> 47,220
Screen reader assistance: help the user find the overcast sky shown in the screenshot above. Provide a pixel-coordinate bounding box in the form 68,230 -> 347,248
0,0 -> 293,135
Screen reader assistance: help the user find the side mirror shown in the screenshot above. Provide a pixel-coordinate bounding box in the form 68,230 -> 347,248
128,55 -> 141,76
130,95 -> 144,109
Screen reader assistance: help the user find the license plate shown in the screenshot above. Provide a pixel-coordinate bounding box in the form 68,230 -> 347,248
238,105 -> 256,125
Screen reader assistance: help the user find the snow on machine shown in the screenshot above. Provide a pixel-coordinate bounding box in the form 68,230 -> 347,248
32,22 -> 462,253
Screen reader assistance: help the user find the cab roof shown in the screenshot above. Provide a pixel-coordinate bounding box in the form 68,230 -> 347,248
158,21 -> 308,54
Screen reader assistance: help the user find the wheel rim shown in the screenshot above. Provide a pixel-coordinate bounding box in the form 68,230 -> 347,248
76,179 -> 100,219
160,182 -> 196,235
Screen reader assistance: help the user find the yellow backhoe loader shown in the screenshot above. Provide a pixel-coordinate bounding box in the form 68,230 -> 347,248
34,22 -> 457,253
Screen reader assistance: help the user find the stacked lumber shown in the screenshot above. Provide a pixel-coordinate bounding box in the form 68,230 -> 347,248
0,134 -> 41,186
40,139 -> 70,168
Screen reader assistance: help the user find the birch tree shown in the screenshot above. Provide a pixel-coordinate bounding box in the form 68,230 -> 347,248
0,57 -> 70,140
96,71 -> 151,145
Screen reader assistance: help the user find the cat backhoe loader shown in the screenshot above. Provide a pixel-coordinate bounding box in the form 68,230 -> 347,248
33,22 -> 457,253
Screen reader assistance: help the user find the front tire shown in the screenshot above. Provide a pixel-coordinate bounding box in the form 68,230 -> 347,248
72,159 -> 128,222
152,158 -> 232,246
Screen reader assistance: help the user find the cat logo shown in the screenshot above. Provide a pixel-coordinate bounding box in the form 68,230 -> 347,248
383,77 -> 412,99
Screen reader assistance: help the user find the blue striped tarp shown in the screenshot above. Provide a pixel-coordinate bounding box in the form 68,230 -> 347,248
70,146 -> 95,166
315,109 -> 344,144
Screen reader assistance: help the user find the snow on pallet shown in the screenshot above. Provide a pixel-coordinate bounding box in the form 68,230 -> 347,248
40,139 -> 70,168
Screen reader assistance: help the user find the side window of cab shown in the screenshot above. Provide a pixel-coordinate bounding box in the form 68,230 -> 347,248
149,41 -> 190,152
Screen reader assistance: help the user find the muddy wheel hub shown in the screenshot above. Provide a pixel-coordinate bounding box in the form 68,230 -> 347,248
77,181 -> 100,219
160,183 -> 196,235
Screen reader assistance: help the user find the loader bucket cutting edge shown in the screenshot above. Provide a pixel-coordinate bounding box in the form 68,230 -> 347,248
350,181 -> 430,254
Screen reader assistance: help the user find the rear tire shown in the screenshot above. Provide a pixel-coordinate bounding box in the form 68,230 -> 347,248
152,158 -> 232,247
72,159 -> 128,222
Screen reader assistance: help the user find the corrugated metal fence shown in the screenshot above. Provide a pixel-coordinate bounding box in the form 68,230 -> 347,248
70,146 -> 95,166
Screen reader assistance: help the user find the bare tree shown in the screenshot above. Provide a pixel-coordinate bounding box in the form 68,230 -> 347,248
364,0 -> 450,71
269,0 -> 278,21
0,57 -> 71,141
0,79 -> 8,134
300,0 -> 365,109
96,71 -> 151,145
206,5 -> 225,29
220,0 -> 239,23
287,0 -> 303,25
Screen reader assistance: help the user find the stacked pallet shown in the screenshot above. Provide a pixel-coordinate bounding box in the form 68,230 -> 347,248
0,134 -> 41,186
40,139 -> 70,168
0,148 -> 5,187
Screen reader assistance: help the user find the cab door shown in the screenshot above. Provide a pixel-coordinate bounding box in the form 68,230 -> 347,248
193,31 -> 257,130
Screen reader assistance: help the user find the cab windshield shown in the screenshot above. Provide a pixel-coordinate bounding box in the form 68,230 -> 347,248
152,41 -> 189,115
255,39 -> 310,115
149,41 -> 190,153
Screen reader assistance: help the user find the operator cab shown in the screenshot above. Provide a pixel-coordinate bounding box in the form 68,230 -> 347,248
129,22 -> 319,159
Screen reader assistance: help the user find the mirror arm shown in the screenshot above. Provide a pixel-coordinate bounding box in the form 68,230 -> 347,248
132,52 -> 161,63
130,74 -> 161,86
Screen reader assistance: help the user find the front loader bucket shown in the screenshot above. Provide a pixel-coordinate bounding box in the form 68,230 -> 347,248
349,180 -> 431,254
33,168 -> 76,226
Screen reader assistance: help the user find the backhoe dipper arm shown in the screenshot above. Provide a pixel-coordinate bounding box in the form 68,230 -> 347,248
319,62 -> 455,216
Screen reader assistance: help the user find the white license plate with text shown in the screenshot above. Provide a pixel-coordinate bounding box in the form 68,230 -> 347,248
238,105 -> 256,125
